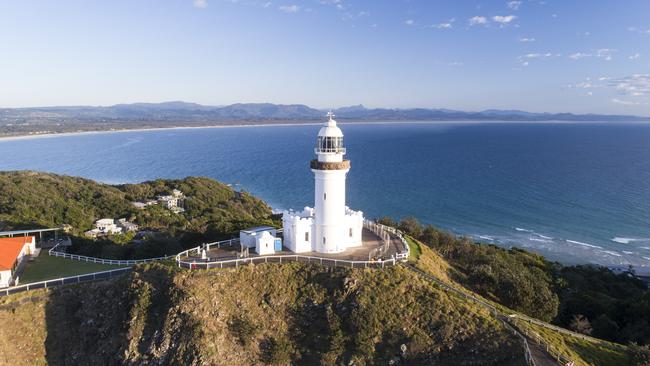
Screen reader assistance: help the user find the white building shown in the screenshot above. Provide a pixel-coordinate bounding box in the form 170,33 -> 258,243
85,218 -> 123,237
0,236 -> 36,288
240,226 -> 277,249
282,113 -> 364,254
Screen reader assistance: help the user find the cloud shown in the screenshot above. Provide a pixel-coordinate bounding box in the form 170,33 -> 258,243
432,18 -> 455,29
469,16 -> 488,26
628,26 -> 650,35
518,37 -> 535,42
609,74 -> 650,97
279,4 -> 299,13
492,15 -> 517,24
405,19 -> 415,26
193,0 -> 208,8
320,0 -> 344,10
517,52 -> 559,66
507,1 -> 522,10
569,48 -> 615,61
629,53 -> 641,60
612,98 -> 649,106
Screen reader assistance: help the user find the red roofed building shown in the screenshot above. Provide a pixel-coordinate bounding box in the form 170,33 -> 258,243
0,236 -> 36,287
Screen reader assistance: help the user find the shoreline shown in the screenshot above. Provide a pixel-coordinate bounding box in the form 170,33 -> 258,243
2,119 -> 650,142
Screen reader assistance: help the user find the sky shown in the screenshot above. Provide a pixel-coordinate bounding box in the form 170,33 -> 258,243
1,0 -> 649,115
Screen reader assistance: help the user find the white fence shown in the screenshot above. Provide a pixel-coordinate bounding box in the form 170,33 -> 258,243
0,267 -> 132,297
176,223 -> 411,270
48,242 -> 174,265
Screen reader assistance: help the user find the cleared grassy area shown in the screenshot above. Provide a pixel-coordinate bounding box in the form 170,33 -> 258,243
512,315 -> 629,366
18,252 -> 128,284
405,236 -> 422,261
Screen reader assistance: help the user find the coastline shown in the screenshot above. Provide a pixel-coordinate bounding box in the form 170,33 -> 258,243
2,119 -> 649,142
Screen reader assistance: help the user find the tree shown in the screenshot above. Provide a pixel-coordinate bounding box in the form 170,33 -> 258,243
569,314 -> 593,335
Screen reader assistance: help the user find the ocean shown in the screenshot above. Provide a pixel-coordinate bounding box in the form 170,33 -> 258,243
1,122 -> 649,270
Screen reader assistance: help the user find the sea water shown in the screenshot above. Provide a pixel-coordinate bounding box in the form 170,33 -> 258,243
1,122 -> 649,270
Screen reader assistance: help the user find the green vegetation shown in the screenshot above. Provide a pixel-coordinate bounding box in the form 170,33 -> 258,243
380,216 -> 650,352
405,236 -> 421,262
0,171 -> 277,259
19,252 -> 127,284
0,262 -> 525,365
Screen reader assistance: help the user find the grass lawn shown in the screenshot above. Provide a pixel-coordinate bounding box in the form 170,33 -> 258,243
405,236 -> 422,262
18,252 -> 129,284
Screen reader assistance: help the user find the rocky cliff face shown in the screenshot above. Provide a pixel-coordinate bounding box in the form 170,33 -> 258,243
0,262 -> 523,365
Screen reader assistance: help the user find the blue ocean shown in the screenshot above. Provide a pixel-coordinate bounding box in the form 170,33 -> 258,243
1,122 -> 649,269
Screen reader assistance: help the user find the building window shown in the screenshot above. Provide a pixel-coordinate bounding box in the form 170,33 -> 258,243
324,193 -> 326,200
349,228 -> 353,237
305,232 -> 309,241
323,236 -> 326,244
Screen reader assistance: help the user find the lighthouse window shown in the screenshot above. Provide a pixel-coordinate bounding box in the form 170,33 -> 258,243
317,136 -> 344,153
349,228 -> 353,237
323,237 -> 326,244
324,193 -> 326,200
305,232 -> 309,241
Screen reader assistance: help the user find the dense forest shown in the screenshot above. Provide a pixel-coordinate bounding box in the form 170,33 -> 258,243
0,171 -> 277,259
378,216 -> 650,348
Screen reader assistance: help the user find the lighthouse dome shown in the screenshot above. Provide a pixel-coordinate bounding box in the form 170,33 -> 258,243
317,115 -> 343,138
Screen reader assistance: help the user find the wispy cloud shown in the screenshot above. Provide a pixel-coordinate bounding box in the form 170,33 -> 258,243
404,19 -> 415,26
612,98 -> 649,106
629,53 -> 641,60
432,18 -> 455,29
320,0 -> 344,10
628,26 -> 650,35
279,4 -> 299,13
517,52 -> 559,66
469,16 -> 488,26
569,48 -> 615,61
193,0 -> 208,8
507,1 -> 522,10
610,74 -> 650,97
492,15 -> 517,24
518,37 -> 536,42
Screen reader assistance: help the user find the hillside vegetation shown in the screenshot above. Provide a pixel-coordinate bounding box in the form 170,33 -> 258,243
0,262 -> 525,365
382,216 -> 650,361
0,171 -> 276,259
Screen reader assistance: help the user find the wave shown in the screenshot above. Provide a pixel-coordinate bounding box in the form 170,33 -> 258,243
612,237 -> 650,244
515,227 -> 533,233
477,235 -> 495,241
529,237 -> 552,243
536,234 -> 554,240
598,250 -> 622,257
623,251 -> 635,255
566,240 -> 603,249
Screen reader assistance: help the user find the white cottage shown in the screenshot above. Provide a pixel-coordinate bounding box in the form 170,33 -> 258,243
0,236 -> 36,288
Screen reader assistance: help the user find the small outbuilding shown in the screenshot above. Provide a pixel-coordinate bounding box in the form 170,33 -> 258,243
239,226 -> 277,249
255,231 -> 281,255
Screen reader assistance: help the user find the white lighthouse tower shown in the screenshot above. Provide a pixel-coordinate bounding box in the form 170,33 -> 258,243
282,112 -> 363,254
313,112 -> 350,253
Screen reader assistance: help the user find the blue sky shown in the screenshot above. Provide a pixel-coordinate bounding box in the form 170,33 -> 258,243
1,0 -> 649,114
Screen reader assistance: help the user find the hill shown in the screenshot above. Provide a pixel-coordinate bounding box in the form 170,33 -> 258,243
0,171 -> 276,259
1,102 -> 648,137
0,262 -> 525,365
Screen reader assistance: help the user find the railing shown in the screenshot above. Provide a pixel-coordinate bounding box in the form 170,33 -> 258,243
177,253 -> 398,270
364,220 -> 411,262
0,267 -> 132,297
405,263 -> 569,366
48,242 -> 174,265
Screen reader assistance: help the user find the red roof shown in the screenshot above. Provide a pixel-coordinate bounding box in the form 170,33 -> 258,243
0,236 -> 33,271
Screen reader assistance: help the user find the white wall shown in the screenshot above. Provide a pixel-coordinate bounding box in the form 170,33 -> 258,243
255,231 -> 276,255
0,270 -> 11,288
313,168 -> 349,253
282,213 -> 313,253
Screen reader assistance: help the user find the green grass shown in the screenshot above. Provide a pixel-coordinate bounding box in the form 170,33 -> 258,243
18,252 -> 128,284
405,236 -> 422,262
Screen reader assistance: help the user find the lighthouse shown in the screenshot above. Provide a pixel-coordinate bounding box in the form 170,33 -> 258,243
282,113 -> 364,253
312,112 -> 350,253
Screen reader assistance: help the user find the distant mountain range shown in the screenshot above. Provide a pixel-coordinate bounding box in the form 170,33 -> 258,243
2,101 -> 649,122
0,101 -> 647,137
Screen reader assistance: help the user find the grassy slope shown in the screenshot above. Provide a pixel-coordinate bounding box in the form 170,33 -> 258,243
407,238 -> 631,366
0,262 -> 524,366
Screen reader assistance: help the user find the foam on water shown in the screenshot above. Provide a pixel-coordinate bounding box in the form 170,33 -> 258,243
612,237 -> 650,244
566,240 -> 603,249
